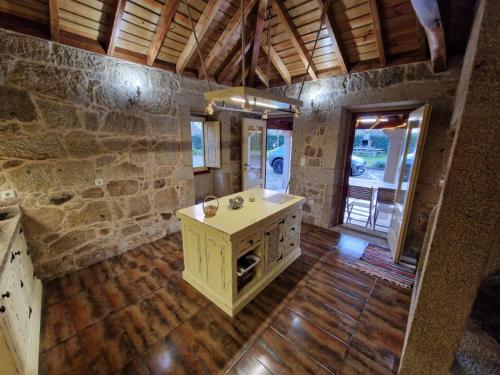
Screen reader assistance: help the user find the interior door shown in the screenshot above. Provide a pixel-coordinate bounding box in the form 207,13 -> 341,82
388,104 -> 432,262
242,118 -> 266,190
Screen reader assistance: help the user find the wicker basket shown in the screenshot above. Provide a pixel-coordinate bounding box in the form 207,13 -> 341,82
202,195 -> 219,218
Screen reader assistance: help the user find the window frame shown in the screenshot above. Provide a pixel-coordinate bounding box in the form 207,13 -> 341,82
190,116 -> 209,173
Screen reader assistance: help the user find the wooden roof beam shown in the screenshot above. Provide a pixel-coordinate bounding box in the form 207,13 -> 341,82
367,0 -> 386,67
107,0 -> 127,56
49,0 -> 60,42
410,0 -> 446,72
255,65 -> 269,87
217,35 -> 253,84
260,40 -> 291,85
270,0 -> 317,80
198,0 -> 258,79
315,0 -> 348,73
176,0 -> 226,74
247,0 -> 269,86
147,0 -> 179,66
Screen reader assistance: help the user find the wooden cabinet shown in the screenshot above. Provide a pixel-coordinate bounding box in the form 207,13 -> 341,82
177,189 -> 304,316
0,214 -> 42,375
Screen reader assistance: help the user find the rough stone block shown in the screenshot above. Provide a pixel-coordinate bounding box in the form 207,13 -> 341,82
0,86 -> 37,122
64,131 -> 100,158
102,111 -> 146,136
47,229 -> 96,257
0,133 -> 67,160
65,201 -> 112,228
106,180 -> 139,196
36,98 -> 82,129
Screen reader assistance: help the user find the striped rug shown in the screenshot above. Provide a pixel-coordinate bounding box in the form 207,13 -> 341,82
353,243 -> 417,289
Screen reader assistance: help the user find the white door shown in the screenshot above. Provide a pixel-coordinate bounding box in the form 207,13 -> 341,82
242,118 -> 266,190
388,104 -> 432,262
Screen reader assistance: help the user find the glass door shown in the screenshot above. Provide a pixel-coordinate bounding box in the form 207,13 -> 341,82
388,104 -> 432,262
242,118 -> 266,190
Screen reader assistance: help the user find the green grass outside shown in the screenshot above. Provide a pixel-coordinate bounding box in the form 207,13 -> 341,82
354,152 -> 387,169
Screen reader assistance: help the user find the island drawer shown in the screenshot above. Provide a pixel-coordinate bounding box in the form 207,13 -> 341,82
284,220 -> 299,239
284,233 -> 299,257
237,231 -> 262,254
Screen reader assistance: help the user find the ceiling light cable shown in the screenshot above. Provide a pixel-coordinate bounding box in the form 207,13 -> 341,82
183,0 -> 212,91
297,0 -> 332,101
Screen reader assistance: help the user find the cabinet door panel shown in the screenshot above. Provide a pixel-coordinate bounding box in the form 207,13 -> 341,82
264,221 -> 284,272
206,236 -> 226,293
1,265 -> 30,372
184,227 -> 206,282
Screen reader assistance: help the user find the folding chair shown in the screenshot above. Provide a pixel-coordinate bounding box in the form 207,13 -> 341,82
346,185 -> 374,228
373,187 -> 396,229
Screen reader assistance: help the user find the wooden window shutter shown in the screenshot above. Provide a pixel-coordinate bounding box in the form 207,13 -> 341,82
204,121 -> 221,168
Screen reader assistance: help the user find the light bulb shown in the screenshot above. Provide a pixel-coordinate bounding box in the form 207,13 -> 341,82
205,101 -> 214,115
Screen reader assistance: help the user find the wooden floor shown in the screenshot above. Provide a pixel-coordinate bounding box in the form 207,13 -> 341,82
39,223 -> 412,374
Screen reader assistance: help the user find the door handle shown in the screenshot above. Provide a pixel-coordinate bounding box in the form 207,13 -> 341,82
244,163 -> 250,167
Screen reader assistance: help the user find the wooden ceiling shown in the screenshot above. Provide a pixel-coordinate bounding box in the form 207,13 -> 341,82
0,0 -> 475,87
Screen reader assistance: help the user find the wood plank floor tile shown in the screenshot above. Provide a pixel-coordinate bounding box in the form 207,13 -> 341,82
40,299 -> 76,352
102,273 -> 144,311
340,347 -> 394,375
39,335 -> 90,375
226,352 -> 273,375
349,303 -> 407,372
312,268 -> 373,302
271,307 -> 348,373
114,357 -> 151,375
247,327 -> 333,375
79,315 -> 137,373
66,285 -> 112,332
289,288 -> 359,344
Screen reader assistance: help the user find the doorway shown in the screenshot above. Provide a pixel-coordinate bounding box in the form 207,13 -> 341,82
339,105 -> 431,262
264,117 -> 293,192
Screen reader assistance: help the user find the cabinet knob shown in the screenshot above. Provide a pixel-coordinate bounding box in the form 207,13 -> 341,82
0,306 -> 5,313
1,292 -> 10,299
249,239 -> 254,245
266,232 -> 270,236
20,280 -> 24,288
292,215 -> 296,219
291,243 -> 295,247
29,306 -> 32,319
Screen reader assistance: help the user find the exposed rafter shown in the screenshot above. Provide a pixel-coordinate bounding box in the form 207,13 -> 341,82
147,0 -> 179,66
255,65 -> 269,87
198,0 -> 258,79
260,40 -> 291,85
176,0 -> 226,74
107,0 -> 127,56
270,0 -> 317,80
368,0 -> 386,67
217,35 -> 254,84
48,0 -> 60,42
410,0 -> 446,72
247,0 -> 268,86
314,0 -> 348,74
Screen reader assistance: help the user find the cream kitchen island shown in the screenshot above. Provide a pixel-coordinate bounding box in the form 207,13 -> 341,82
176,189 -> 304,316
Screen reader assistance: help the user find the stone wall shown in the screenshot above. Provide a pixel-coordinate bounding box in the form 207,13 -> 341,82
0,28 -> 235,279
273,59 -> 462,256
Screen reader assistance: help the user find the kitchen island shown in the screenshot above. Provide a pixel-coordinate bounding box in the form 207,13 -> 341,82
176,189 -> 304,316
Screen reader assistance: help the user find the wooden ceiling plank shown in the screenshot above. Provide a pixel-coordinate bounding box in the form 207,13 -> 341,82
49,0 -> 60,42
198,0 -> 258,78
410,0 -> 446,72
147,0 -> 179,65
314,0 -> 348,73
107,0 -> 127,56
367,0 -> 386,67
270,0 -> 317,80
261,39 -> 291,84
248,0 -> 268,86
176,0 -> 226,74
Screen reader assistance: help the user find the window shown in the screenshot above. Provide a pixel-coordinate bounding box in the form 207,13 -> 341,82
190,117 -> 221,171
191,119 -> 205,169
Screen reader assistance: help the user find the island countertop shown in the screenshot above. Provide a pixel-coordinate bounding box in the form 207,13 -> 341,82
176,188 -> 304,237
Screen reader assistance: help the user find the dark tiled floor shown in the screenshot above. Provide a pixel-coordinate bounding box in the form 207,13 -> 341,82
39,224 -> 412,374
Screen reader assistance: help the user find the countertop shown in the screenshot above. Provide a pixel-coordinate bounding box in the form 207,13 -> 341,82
0,205 -> 22,274
176,188 -> 304,236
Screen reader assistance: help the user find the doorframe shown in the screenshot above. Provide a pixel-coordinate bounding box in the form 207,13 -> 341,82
330,101 -> 424,228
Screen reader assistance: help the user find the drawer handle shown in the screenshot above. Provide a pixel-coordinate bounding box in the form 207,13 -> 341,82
291,227 -> 295,231
1,292 -> 10,299
0,306 -> 5,313
20,280 -> 24,288
10,251 -> 21,262
29,306 -> 32,319
249,239 -> 254,245
292,215 -> 296,219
